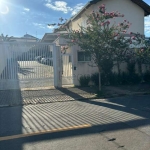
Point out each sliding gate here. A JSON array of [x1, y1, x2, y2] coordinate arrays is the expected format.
[[0, 42, 60, 90]]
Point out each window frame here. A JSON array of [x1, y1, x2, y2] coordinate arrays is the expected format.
[[77, 51, 91, 62]]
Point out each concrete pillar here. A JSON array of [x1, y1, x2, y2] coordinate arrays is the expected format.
[[53, 44, 62, 88]]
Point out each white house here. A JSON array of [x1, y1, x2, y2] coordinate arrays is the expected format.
[[42, 0, 150, 86]]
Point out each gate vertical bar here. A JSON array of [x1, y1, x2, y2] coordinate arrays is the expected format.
[[53, 44, 62, 88]]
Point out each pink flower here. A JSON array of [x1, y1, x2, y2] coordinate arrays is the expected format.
[[130, 32, 133, 34], [107, 20, 110, 24], [131, 36, 135, 39], [101, 4, 105, 8]]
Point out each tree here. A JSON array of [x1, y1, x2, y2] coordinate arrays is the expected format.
[[51, 4, 133, 91], [0, 34, 13, 42], [130, 33, 150, 77]]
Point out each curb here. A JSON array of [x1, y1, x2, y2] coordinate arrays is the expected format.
[[96, 92, 150, 99]]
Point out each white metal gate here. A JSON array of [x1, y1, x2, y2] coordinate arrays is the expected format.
[[0, 42, 59, 90]]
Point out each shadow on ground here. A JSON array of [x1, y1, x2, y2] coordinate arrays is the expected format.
[[0, 60, 150, 150], [19, 68, 34, 75], [0, 60, 22, 150]]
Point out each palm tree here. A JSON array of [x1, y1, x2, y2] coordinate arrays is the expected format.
[[0, 33, 14, 42]]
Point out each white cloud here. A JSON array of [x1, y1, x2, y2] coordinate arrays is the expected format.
[[33, 23, 46, 29], [47, 25, 55, 29], [145, 16, 150, 34], [33, 23, 55, 30], [45, 1, 72, 13], [71, 3, 84, 16], [45, 1, 84, 15], [23, 7, 30, 12], [45, 0, 51, 2]]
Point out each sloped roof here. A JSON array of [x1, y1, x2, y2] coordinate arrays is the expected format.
[[131, 0, 150, 16], [67, 0, 150, 24], [23, 34, 38, 39], [41, 33, 59, 42]]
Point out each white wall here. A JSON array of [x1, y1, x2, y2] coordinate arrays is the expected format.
[[71, 45, 98, 85], [0, 44, 11, 76]]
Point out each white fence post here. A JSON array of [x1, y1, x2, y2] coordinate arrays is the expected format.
[[53, 44, 62, 88]]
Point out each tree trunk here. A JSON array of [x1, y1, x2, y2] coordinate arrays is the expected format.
[[98, 67, 101, 91]]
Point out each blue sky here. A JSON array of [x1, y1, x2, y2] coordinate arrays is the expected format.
[[0, 0, 150, 39]]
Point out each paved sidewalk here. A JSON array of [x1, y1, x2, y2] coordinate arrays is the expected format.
[[0, 87, 97, 107], [104, 85, 150, 97], [0, 85, 150, 107]]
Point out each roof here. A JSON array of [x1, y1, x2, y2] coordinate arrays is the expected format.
[[131, 0, 150, 16], [23, 34, 38, 39], [65, 0, 150, 25], [41, 33, 59, 42]]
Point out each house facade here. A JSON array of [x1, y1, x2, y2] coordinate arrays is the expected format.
[[66, 0, 150, 34], [43, 0, 150, 85]]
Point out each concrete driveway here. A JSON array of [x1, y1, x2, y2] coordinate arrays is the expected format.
[[18, 61, 54, 89]]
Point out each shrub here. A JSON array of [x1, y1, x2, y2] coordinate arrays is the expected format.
[[79, 75, 91, 87], [127, 61, 136, 75], [101, 72, 107, 85], [128, 73, 141, 84], [91, 72, 121, 86], [91, 73, 99, 86], [109, 72, 120, 85], [119, 72, 128, 85], [91, 71, 141, 86], [143, 71, 150, 83]]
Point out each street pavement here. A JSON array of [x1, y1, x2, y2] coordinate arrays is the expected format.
[[0, 95, 150, 150]]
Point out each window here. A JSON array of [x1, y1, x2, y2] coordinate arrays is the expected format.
[[78, 51, 91, 62]]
